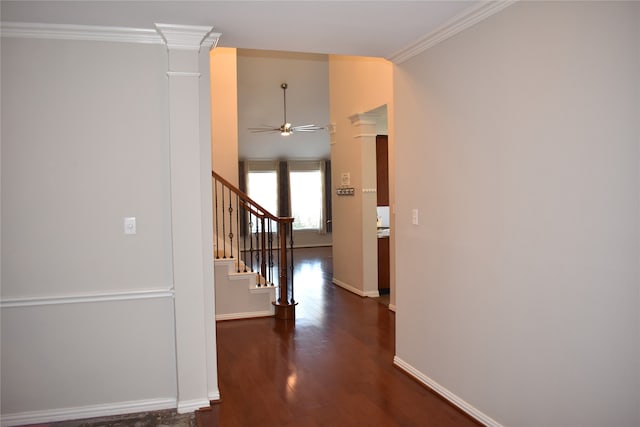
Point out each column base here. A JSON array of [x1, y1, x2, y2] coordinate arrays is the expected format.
[[272, 301, 297, 320]]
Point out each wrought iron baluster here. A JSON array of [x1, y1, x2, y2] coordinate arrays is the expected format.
[[221, 184, 226, 258], [259, 217, 267, 282], [249, 209, 255, 273], [235, 192, 240, 272], [241, 202, 248, 272], [228, 187, 234, 260], [214, 177, 219, 259]]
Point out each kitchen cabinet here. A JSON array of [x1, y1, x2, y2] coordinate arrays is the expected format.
[[376, 135, 389, 206], [378, 236, 390, 292]]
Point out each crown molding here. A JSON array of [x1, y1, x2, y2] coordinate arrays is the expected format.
[[154, 23, 220, 51], [0, 21, 163, 44], [388, 0, 517, 64]]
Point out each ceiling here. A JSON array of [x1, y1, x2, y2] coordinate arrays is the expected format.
[[1, 1, 479, 59]]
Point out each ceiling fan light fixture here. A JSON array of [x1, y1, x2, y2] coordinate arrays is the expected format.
[[248, 83, 324, 136], [280, 123, 292, 136]]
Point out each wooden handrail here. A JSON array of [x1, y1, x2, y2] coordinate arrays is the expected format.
[[212, 171, 291, 223], [212, 170, 296, 319]]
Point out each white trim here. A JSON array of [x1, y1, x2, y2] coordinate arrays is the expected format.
[[215, 310, 274, 321], [154, 23, 217, 51], [332, 278, 366, 297], [0, 22, 163, 45], [208, 389, 221, 401], [0, 288, 174, 308], [393, 356, 503, 427], [353, 133, 378, 139], [176, 398, 210, 414], [332, 278, 381, 298], [388, 0, 517, 64], [388, 303, 397, 312], [249, 285, 277, 294], [0, 398, 176, 427], [167, 71, 201, 78], [349, 115, 377, 128], [203, 32, 222, 50]]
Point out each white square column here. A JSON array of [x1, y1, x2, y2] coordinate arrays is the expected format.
[[155, 23, 221, 413], [349, 113, 380, 297]]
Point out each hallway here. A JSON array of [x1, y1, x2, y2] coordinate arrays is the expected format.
[[199, 247, 480, 426]]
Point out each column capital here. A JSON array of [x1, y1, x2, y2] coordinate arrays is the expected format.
[[348, 113, 378, 139], [348, 112, 378, 128], [155, 23, 220, 51]]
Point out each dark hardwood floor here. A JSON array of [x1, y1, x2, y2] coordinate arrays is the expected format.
[[198, 247, 480, 427]]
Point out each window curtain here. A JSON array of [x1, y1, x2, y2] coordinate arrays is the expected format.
[[238, 160, 248, 236], [278, 160, 290, 218], [325, 160, 332, 233]]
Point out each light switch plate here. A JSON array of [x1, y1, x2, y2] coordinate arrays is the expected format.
[[411, 209, 419, 225], [124, 217, 136, 235]]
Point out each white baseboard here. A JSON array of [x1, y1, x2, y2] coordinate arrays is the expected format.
[[332, 278, 380, 298], [215, 309, 273, 321], [0, 397, 176, 427], [208, 389, 221, 401], [332, 278, 366, 297], [388, 303, 397, 312], [393, 356, 502, 427], [176, 398, 210, 414]]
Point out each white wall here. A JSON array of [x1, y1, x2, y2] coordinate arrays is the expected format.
[[394, 2, 639, 426], [1, 37, 177, 422], [237, 49, 330, 160], [237, 49, 332, 248]]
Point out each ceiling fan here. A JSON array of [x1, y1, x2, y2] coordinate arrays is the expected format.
[[249, 83, 325, 136]]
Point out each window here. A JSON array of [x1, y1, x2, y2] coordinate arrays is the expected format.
[[241, 160, 328, 234], [290, 170, 323, 230], [289, 161, 325, 232], [246, 163, 278, 233], [247, 170, 278, 215]]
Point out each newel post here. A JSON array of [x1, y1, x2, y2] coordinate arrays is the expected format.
[[273, 217, 296, 319]]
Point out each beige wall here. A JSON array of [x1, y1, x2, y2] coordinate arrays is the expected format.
[[210, 47, 239, 185], [394, 2, 640, 426], [328, 55, 393, 297]]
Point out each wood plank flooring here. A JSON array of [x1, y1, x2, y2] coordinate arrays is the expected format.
[[198, 247, 481, 427]]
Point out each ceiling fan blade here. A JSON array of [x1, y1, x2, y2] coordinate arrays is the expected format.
[[293, 124, 319, 128], [249, 83, 325, 135], [291, 124, 325, 132], [249, 127, 280, 133]]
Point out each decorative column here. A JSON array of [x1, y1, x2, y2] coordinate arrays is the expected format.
[[155, 23, 221, 413], [349, 113, 380, 297]]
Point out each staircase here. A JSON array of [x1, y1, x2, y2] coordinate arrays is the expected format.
[[213, 251, 277, 320], [212, 171, 296, 320]]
